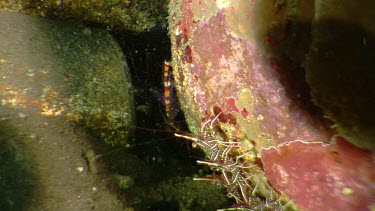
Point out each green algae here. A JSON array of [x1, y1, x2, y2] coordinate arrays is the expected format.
[[40, 20, 134, 146], [112, 174, 135, 190], [0, 119, 34, 210], [1, 0, 169, 32], [0, 10, 133, 146], [124, 176, 229, 211]]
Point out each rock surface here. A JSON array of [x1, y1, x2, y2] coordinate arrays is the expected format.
[[168, 0, 375, 210], [0, 10, 133, 146], [305, 0, 375, 150], [261, 137, 375, 211], [169, 0, 333, 152], [0, 0, 169, 32], [0, 10, 132, 210]]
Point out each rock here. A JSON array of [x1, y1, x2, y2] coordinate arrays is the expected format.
[[168, 0, 327, 209], [0, 10, 134, 146], [305, 0, 375, 150], [0, 10, 132, 210], [0, 0, 169, 32], [168, 0, 375, 209], [0, 123, 34, 210], [169, 0, 333, 152], [261, 137, 375, 211]]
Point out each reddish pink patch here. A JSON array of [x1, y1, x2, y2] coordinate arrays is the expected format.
[[225, 97, 248, 119], [224, 113, 236, 125], [266, 34, 274, 46], [241, 108, 249, 119], [183, 45, 193, 64], [175, 0, 194, 65], [260, 137, 375, 211], [121, 2, 132, 9], [226, 97, 240, 113], [175, 24, 193, 64], [213, 105, 236, 125], [213, 105, 222, 117], [193, 74, 198, 81], [250, 140, 256, 147]]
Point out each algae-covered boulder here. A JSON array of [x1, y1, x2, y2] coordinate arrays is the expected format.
[[0, 10, 133, 146], [305, 0, 375, 150], [0, 0, 169, 32]]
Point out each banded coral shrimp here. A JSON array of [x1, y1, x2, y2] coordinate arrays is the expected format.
[[174, 112, 296, 211]]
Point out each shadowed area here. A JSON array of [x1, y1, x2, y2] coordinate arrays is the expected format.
[[0, 119, 35, 210]]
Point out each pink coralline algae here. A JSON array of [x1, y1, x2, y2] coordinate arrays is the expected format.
[[261, 137, 375, 211]]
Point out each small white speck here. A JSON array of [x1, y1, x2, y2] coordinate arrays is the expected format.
[[29, 133, 37, 139], [18, 113, 27, 118], [76, 167, 84, 173], [26, 72, 35, 77], [277, 131, 285, 139]]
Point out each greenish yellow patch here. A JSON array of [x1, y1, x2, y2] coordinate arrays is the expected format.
[[191, 0, 219, 21], [369, 204, 375, 211], [341, 187, 353, 195], [112, 174, 135, 190], [222, 0, 257, 42], [235, 88, 275, 152], [250, 172, 276, 198]]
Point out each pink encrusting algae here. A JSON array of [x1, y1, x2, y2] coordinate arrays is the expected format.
[[261, 137, 375, 211]]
